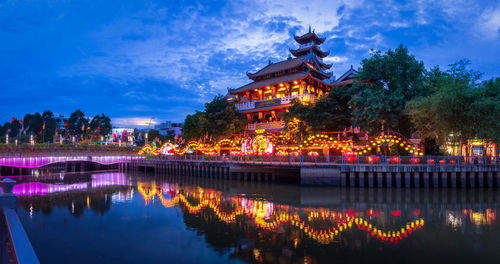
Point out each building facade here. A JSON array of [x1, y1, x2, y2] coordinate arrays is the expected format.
[[154, 121, 183, 136]]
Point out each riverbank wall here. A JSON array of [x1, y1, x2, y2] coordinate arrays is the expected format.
[[127, 159, 500, 188]]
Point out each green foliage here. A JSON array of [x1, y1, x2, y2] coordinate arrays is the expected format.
[[42, 110, 56, 142], [281, 86, 352, 140], [182, 95, 247, 141], [350, 44, 427, 137], [406, 60, 499, 145], [89, 114, 112, 136], [182, 112, 203, 140], [8, 119, 22, 138], [67, 110, 89, 140]]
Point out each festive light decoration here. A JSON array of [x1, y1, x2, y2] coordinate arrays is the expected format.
[[307, 151, 319, 157], [137, 131, 424, 157]]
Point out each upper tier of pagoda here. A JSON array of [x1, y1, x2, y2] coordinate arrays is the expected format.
[[293, 25, 326, 45], [243, 27, 332, 83], [289, 27, 331, 61]]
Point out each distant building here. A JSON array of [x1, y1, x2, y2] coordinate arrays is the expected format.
[[154, 121, 183, 136]]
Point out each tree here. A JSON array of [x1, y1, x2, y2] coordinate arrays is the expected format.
[[182, 95, 247, 141], [8, 119, 22, 138], [406, 60, 500, 157], [469, 78, 500, 142], [42, 110, 56, 142], [67, 110, 89, 140], [282, 86, 353, 136], [182, 112, 202, 141], [89, 114, 112, 137], [350, 44, 427, 137]]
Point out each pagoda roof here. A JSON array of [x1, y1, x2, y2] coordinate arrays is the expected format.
[[294, 31, 326, 45], [290, 45, 330, 58], [246, 58, 303, 80], [331, 79, 355, 87], [336, 67, 358, 82], [230, 72, 331, 94], [302, 50, 332, 70]]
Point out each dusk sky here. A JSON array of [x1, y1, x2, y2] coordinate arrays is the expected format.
[[1, 0, 499, 127]]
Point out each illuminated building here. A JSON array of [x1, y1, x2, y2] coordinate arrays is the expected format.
[[227, 27, 357, 133]]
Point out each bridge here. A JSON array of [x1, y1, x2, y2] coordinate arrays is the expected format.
[[0, 154, 141, 168]]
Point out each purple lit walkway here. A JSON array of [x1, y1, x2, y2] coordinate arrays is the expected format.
[[0, 155, 142, 168]]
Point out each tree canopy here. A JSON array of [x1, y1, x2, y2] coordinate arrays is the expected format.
[[182, 95, 247, 141], [407, 60, 500, 145], [349, 44, 427, 136]]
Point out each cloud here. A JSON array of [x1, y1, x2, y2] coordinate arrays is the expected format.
[[477, 6, 500, 39], [389, 22, 410, 28], [0, 0, 499, 126], [324, 56, 348, 63]]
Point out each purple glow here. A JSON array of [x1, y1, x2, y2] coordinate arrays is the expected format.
[[0, 156, 141, 168], [12, 172, 130, 196]]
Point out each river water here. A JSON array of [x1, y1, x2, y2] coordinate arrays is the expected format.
[[12, 171, 500, 263]]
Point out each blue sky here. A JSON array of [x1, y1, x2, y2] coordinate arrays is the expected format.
[[1, 0, 499, 127]]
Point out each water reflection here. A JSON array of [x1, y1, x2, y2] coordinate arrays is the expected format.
[[13, 173, 500, 264], [137, 182, 426, 244]]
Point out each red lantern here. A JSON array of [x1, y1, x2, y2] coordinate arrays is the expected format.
[[344, 154, 358, 162], [450, 160, 457, 164], [439, 159, 446, 164], [409, 158, 420, 164], [64, 122, 69, 127], [390, 156, 400, 163], [366, 155, 380, 163], [427, 159, 435, 164]]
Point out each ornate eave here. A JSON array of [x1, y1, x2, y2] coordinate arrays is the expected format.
[[289, 45, 330, 58]]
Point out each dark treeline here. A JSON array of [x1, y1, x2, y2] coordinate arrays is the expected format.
[[282, 45, 500, 152], [0, 110, 112, 143]]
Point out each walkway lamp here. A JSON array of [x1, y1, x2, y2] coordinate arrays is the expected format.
[[5, 134, 8, 144], [30, 135, 34, 145]]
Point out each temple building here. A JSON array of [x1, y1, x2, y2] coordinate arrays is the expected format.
[[227, 27, 357, 133]]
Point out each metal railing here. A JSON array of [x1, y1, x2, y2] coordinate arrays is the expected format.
[[0, 180, 39, 264], [137, 154, 500, 166]]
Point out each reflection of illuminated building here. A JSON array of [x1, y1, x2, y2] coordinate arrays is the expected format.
[[136, 182, 425, 245]]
